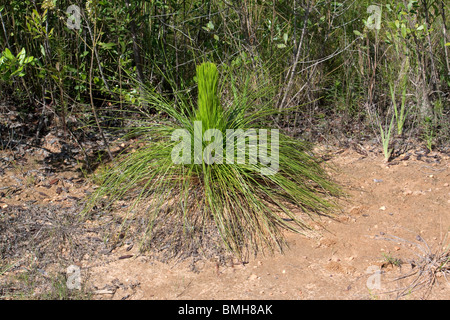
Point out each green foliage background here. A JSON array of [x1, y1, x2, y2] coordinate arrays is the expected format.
[[0, 1, 447, 139]]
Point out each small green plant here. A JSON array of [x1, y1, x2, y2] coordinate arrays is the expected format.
[[379, 114, 395, 162], [382, 252, 403, 267], [390, 82, 408, 136], [85, 62, 341, 257], [423, 116, 435, 152]]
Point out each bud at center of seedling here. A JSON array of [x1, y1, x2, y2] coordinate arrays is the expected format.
[[195, 62, 223, 133]]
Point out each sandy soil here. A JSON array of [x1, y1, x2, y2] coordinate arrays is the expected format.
[[1, 142, 449, 300], [86, 147, 450, 300]]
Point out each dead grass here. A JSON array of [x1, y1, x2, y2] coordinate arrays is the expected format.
[[0, 203, 111, 299], [376, 232, 450, 299]]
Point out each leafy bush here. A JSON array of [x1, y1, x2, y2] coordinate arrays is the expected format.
[[0, 48, 34, 83]]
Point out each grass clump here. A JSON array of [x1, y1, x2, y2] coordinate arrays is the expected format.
[[85, 62, 341, 258]]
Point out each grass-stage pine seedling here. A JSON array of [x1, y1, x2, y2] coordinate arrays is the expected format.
[[85, 62, 341, 257]]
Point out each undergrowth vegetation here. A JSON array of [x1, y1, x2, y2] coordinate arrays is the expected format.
[[0, 1, 448, 146]]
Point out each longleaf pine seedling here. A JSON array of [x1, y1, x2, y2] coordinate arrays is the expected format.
[[85, 62, 341, 257]]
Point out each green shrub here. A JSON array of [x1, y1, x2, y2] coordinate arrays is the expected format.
[[85, 62, 341, 257]]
